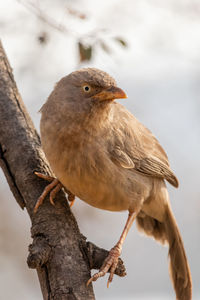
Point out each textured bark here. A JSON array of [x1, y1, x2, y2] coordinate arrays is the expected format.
[[0, 41, 126, 300]]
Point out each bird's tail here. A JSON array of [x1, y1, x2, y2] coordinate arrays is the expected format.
[[136, 205, 192, 300]]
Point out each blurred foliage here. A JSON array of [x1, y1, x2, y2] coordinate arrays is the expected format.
[[38, 32, 49, 45], [67, 7, 87, 20], [114, 37, 128, 47], [78, 42, 92, 63], [77, 37, 127, 62], [18, 0, 128, 63]]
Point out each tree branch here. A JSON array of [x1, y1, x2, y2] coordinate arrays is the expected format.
[[0, 40, 126, 300]]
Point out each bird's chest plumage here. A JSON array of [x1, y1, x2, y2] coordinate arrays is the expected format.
[[41, 120, 131, 211]]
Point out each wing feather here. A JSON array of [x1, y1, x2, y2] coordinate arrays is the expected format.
[[108, 103, 179, 188]]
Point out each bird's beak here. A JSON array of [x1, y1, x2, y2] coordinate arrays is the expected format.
[[93, 86, 127, 101]]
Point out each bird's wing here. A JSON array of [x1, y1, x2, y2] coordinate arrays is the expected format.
[[110, 146, 135, 169], [108, 103, 179, 188]]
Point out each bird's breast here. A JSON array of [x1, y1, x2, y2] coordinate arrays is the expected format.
[[42, 129, 130, 211]]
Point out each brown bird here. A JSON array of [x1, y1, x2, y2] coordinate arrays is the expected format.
[[35, 68, 192, 300]]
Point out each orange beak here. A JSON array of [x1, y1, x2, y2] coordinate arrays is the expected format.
[[92, 86, 127, 101]]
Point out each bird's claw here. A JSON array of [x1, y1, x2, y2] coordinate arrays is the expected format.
[[34, 172, 75, 212], [34, 172, 54, 182], [87, 245, 121, 287]]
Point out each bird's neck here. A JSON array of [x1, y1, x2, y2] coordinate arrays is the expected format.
[[62, 101, 113, 135], [84, 101, 113, 129], [41, 101, 113, 146]]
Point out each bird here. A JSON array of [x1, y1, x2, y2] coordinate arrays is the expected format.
[[35, 68, 192, 300]]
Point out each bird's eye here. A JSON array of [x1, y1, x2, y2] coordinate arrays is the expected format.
[[83, 85, 91, 93]]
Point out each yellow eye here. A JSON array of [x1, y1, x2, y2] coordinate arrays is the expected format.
[[82, 85, 91, 93]]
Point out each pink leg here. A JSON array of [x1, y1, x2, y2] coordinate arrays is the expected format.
[[87, 210, 139, 287]]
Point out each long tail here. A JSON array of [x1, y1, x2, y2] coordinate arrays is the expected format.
[[136, 205, 192, 300]]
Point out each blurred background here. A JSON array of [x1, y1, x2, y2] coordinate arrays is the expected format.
[[0, 0, 199, 299]]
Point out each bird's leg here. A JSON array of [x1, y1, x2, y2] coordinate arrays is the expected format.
[[87, 210, 139, 287], [34, 172, 75, 213]]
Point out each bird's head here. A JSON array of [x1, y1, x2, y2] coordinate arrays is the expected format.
[[42, 68, 127, 113], [64, 68, 127, 103]]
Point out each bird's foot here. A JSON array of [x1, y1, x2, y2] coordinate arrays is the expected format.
[[34, 172, 75, 213], [87, 244, 121, 288]]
